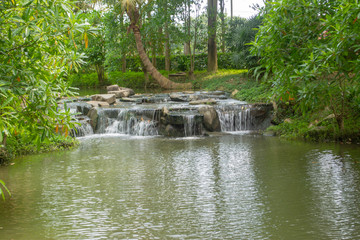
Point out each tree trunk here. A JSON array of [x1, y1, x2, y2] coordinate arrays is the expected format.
[[164, 26, 171, 71], [127, 7, 191, 89], [132, 25, 191, 89], [230, 0, 233, 21], [95, 64, 105, 86], [208, 0, 218, 72], [121, 56, 126, 73], [219, 0, 225, 53], [164, 3, 171, 71]]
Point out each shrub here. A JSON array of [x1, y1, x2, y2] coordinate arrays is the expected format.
[[68, 72, 100, 87]]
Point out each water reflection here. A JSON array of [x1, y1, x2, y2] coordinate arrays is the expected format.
[[0, 135, 359, 239]]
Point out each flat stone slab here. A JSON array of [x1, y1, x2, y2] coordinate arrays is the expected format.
[[91, 94, 116, 105], [109, 90, 132, 98], [86, 101, 110, 107], [120, 97, 141, 103], [189, 99, 217, 105]]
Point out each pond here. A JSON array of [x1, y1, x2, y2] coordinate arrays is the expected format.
[[1, 134, 360, 239]]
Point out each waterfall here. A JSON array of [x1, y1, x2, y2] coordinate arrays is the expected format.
[[72, 119, 94, 137], [183, 114, 203, 137], [216, 105, 252, 132], [66, 91, 272, 138], [97, 109, 159, 136]]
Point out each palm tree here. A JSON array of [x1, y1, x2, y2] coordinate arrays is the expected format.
[[120, 0, 191, 89]]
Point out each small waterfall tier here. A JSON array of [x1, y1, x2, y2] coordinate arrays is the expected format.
[[62, 91, 273, 138]]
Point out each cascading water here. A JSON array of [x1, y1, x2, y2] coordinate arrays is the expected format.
[[216, 105, 252, 132], [64, 91, 272, 138], [97, 108, 159, 136], [183, 114, 203, 137], [73, 119, 94, 137]]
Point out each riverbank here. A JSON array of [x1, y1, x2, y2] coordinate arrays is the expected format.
[[73, 69, 360, 143], [192, 70, 360, 144], [0, 136, 78, 165]]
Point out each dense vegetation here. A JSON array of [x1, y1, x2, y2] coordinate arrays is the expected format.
[[251, 0, 360, 142]]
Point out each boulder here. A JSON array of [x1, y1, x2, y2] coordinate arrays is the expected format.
[[198, 106, 221, 132], [231, 89, 239, 97], [107, 85, 120, 92], [119, 87, 135, 96], [87, 107, 99, 131], [91, 94, 116, 105], [86, 101, 110, 107], [108, 90, 131, 98], [170, 93, 189, 102], [189, 99, 217, 105]]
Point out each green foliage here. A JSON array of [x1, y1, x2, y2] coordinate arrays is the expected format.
[[251, 0, 360, 131], [227, 16, 262, 69], [68, 72, 101, 87], [233, 81, 270, 103], [0, 179, 11, 201], [107, 71, 147, 89], [193, 69, 248, 90], [107, 53, 237, 72], [0, 0, 85, 151]]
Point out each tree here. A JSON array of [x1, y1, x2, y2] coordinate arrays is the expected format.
[[218, 0, 225, 53], [251, 0, 360, 132], [116, 0, 191, 89], [0, 0, 85, 149], [207, 0, 218, 72], [79, 10, 106, 85], [227, 16, 262, 69]]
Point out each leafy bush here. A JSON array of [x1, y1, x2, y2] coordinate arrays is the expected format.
[[107, 71, 146, 88], [106, 53, 237, 72], [68, 72, 100, 87]]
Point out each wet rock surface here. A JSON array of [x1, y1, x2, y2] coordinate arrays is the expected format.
[[63, 89, 274, 137]]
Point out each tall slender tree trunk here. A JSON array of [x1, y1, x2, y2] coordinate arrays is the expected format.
[[208, 0, 218, 72], [127, 7, 191, 89], [230, 0, 233, 21], [95, 64, 105, 86], [164, 2, 171, 71], [164, 24, 171, 71], [121, 56, 126, 73], [219, 0, 225, 53]]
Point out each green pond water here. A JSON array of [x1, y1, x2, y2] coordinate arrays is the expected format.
[[1, 134, 360, 239]]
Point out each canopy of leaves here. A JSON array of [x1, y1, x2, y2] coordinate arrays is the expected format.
[[251, 0, 360, 125], [0, 0, 86, 147]]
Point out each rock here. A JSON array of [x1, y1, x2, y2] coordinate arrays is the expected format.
[[198, 106, 221, 132], [120, 97, 140, 103], [87, 107, 99, 131], [189, 94, 201, 101], [119, 87, 135, 96], [162, 106, 169, 116], [163, 124, 183, 137], [86, 101, 110, 107], [189, 99, 217, 105], [284, 118, 292, 123], [109, 90, 131, 98], [231, 89, 239, 97], [170, 93, 188, 102], [107, 85, 120, 92], [91, 94, 116, 105], [76, 102, 92, 115]]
